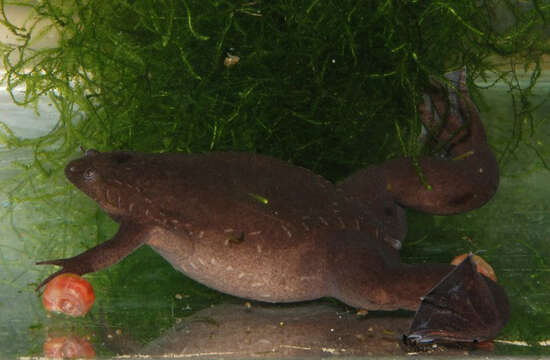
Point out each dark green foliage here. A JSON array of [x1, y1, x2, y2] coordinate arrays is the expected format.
[[1, 0, 547, 177]]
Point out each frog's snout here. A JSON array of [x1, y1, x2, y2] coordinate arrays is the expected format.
[[65, 161, 78, 178], [64, 159, 85, 186]]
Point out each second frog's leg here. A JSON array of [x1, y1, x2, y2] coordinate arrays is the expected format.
[[381, 69, 499, 215]]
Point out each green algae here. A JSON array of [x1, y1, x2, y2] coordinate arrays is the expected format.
[[1, 0, 547, 173], [0, 0, 549, 354]]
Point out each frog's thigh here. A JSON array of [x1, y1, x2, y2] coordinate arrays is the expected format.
[[146, 227, 195, 270]]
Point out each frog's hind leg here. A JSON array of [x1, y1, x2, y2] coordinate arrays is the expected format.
[[382, 69, 499, 215]]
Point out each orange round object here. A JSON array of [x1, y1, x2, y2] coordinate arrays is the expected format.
[[43, 336, 96, 358], [42, 273, 95, 317], [451, 253, 497, 282]]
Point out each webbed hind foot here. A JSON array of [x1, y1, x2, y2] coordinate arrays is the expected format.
[[419, 69, 485, 158]]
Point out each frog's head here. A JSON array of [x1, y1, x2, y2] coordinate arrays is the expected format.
[[65, 149, 134, 215]]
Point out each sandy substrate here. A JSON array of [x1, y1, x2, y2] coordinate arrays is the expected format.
[[130, 302, 489, 358]]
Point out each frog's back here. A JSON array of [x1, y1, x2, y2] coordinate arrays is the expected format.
[[111, 151, 378, 237]]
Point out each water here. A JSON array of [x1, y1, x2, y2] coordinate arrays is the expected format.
[[0, 79, 549, 358]]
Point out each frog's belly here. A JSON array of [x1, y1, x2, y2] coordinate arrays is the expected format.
[[146, 228, 329, 303]]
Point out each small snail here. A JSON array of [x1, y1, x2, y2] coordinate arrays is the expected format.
[[43, 336, 95, 358], [224, 53, 240, 68], [451, 253, 497, 282], [42, 273, 95, 317]]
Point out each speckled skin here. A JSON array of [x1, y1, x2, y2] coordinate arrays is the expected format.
[[37, 70, 501, 311]]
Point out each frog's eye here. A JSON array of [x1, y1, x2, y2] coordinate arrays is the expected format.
[[83, 168, 97, 182]]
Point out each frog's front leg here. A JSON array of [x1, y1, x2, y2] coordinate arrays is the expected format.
[[36, 222, 150, 290]]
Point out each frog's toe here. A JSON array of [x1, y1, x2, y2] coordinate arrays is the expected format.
[[36, 258, 86, 291], [35, 269, 67, 292], [418, 69, 472, 153], [36, 259, 66, 267]]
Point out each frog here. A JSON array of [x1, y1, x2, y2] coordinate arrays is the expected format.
[[37, 70, 508, 339]]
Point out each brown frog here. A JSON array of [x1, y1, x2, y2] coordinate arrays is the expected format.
[[37, 70, 508, 341]]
